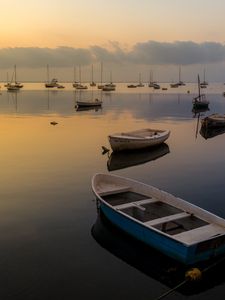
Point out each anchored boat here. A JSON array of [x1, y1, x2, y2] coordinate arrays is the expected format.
[[108, 128, 170, 152], [92, 173, 225, 265]]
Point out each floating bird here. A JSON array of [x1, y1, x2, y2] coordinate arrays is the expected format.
[[102, 146, 110, 155]]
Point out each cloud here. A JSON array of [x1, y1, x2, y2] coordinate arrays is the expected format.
[[127, 41, 225, 65], [0, 41, 225, 68], [0, 47, 93, 68]]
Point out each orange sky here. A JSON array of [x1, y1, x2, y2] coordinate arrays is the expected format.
[[1, 0, 225, 48]]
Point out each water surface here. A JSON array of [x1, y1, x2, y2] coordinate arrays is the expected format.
[[0, 86, 225, 299]]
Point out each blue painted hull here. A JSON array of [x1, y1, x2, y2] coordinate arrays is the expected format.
[[100, 203, 225, 265]]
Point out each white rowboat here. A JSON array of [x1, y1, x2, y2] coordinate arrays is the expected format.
[[108, 128, 170, 152]]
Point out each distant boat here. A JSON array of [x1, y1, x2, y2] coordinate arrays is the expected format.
[[7, 84, 20, 91], [170, 83, 179, 88], [108, 128, 170, 152], [45, 65, 64, 88], [201, 114, 225, 128], [97, 62, 104, 89], [90, 64, 96, 87], [102, 83, 115, 91], [76, 98, 102, 108], [92, 173, 225, 264], [127, 84, 137, 88], [192, 75, 209, 109], [14, 65, 23, 88], [72, 66, 80, 88], [102, 71, 116, 91], [178, 66, 185, 86], [75, 84, 88, 90], [75, 66, 88, 90], [200, 68, 208, 87], [170, 66, 185, 87], [76, 105, 102, 112], [7, 65, 23, 91], [107, 143, 170, 171], [136, 73, 144, 87], [148, 70, 160, 89]]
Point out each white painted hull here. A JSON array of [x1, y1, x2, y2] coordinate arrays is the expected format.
[[108, 128, 170, 152]]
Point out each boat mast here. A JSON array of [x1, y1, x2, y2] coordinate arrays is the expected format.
[[91, 64, 94, 82], [46, 64, 50, 83], [79, 65, 81, 84], [100, 62, 103, 85], [73, 66, 76, 82], [198, 74, 201, 98], [14, 65, 16, 83]]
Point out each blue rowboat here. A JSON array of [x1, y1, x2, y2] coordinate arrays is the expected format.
[[92, 173, 225, 265]]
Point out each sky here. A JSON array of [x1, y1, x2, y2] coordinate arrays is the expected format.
[[1, 0, 225, 82]]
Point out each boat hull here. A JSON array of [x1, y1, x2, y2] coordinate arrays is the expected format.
[[98, 198, 225, 265], [100, 203, 192, 264], [202, 115, 225, 128], [108, 130, 170, 152], [76, 100, 102, 107]]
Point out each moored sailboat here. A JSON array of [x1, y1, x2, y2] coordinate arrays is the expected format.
[[192, 75, 209, 109]]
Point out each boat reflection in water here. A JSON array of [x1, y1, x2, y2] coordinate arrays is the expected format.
[[200, 125, 225, 139], [92, 211, 225, 296], [107, 143, 169, 171], [192, 107, 209, 118]]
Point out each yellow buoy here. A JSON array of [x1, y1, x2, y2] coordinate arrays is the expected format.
[[185, 268, 202, 281]]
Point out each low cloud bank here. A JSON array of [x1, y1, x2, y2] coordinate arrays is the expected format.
[[0, 41, 225, 68]]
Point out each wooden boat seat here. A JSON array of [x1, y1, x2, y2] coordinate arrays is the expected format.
[[121, 132, 154, 138], [173, 224, 225, 245], [98, 186, 130, 196], [144, 212, 190, 227], [115, 198, 157, 210]]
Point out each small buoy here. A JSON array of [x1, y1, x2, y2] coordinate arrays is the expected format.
[[50, 121, 58, 125], [185, 268, 202, 281]]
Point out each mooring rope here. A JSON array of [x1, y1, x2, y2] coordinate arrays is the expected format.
[[153, 255, 225, 300]]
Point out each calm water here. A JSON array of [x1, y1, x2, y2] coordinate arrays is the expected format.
[[0, 84, 225, 299]]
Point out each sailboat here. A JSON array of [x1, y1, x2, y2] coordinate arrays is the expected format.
[[136, 73, 144, 87], [192, 74, 209, 109], [178, 66, 185, 86], [148, 70, 160, 89], [170, 66, 185, 87], [7, 65, 23, 91], [75, 65, 88, 90], [90, 64, 96, 87], [45, 64, 64, 88], [72, 66, 79, 88], [102, 71, 116, 91], [97, 62, 104, 89], [200, 68, 208, 88], [45, 64, 58, 88]]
